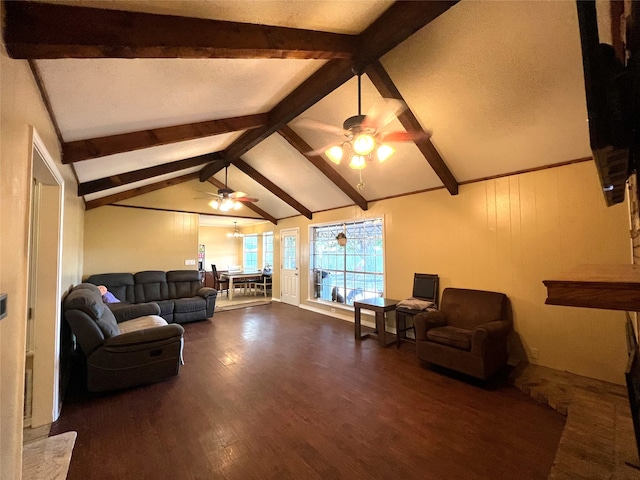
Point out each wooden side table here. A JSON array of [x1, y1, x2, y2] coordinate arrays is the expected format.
[[354, 297, 399, 347]]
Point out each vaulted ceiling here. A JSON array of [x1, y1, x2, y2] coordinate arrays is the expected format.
[[3, 0, 593, 226]]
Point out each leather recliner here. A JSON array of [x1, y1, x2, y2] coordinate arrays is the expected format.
[[63, 283, 184, 392], [413, 287, 512, 380]]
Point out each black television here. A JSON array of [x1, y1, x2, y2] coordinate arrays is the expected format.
[[576, 0, 639, 206]]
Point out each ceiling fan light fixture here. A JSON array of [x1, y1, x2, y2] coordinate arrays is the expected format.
[[233, 201, 243, 210], [349, 155, 367, 170], [209, 199, 220, 209], [353, 133, 375, 156], [376, 144, 395, 163], [325, 145, 344, 164]]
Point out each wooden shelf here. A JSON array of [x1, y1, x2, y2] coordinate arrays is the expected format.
[[543, 264, 640, 311]]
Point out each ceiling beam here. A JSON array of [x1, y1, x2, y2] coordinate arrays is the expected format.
[[63, 114, 267, 164], [200, 59, 355, 180], [277, 126, 368, 211], [356, 1, 458, 67], [84, 172, 199, 210], [3, 1, 355, 60], [232, 158, 313, 220], [202, 1, 459, 180], [78, 152, 223, 196], [206, 178, 277, 225], [365, 60, 459, 195]]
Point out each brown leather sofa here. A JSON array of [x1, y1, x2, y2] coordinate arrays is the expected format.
[[413, 287, 512, 380]]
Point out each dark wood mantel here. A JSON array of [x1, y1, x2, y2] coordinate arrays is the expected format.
[[543, 264, 640, 312]]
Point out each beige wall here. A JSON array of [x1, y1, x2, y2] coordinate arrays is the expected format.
[[83, 206, 200, 277], [0, 42, 84, 478], [198, 225, 242, 271], [273, 161, 630, 385]]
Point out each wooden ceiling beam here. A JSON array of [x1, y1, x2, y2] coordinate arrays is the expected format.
[[84, 172, 199, 210], [202, 1, 459, 181], [3, 1, 355, 60], [206, 178, 277, 225], [63, 114, 267, 164], [78, 152, 223, 196], [365, 60, 459, 195], [277, 126, 368, 211], [232, 158, 313, 220], [200, 59, 355, 180]]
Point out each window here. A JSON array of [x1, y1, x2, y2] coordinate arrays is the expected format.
[[262, 232, 273, 269], [310, 218, 384, 306], [243, 235, 258, 271]]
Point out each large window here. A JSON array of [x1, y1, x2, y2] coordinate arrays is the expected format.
[[243, 235, 258, 271], [262, 232, 273, 269], [310, 218, 384, 306]]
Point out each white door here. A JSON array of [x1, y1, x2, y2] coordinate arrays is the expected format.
[[280, 228, 300, 306]]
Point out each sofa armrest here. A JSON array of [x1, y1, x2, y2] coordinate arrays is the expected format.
[[471, 320, 511, 356], [108, 302, 161, 323], [413, 310, 447, 341], [197, 287, 217, 299], [103, 324, 184, 352]]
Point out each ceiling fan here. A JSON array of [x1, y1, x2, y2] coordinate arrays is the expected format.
[[201, 165, 258, 212], [298, 73, 428, 172]]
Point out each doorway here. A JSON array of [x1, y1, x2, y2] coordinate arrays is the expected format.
[[280, 228, 300, 306], [26, 127, 64, 428]]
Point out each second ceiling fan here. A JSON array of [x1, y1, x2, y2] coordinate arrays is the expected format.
[[205, 165, 258, 212]]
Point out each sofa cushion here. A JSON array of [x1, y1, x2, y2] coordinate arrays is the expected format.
[[134, 271, 169, 302], [64, 284, 105, 320], [118, 315, 168, 334], [86, 273, 136, 303], [167, 270, 201, 298], [426, 326, 473, 351], [64, 285, 120, 338], [173, 297, 206, 313], [439, 288, 506, 330]]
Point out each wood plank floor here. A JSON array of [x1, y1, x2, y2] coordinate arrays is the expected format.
[[51, 303, 565, 480]]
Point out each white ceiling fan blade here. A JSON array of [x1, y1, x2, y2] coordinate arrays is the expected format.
[[378, 129, 432, 143], [296, 118, 350, 136], [362, 99, 407, 131]]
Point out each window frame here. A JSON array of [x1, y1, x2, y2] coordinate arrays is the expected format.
[[242, 234, 259, 271], [309, 217, 385, 306], [262, 232, 274, 269]]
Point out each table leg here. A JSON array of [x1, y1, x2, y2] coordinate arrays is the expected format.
[[229, 278, 234, 300], [376, 311, 386, 347], [354, 305, 362, 340]]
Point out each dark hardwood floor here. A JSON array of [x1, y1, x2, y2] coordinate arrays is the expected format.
[[51, 303, 565, 480]]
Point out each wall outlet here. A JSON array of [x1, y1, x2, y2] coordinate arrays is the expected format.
[[184, 259, 196, 266], [530, 348, 539, 360]]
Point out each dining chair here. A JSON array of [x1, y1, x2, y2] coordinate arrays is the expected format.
[[212, 264, 229, 296], [254, 274, 272, 297]]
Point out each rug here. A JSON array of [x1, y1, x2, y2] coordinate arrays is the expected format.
[[23, 431, 76, 480]]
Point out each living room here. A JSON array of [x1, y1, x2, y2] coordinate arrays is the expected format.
[[2, 1, 638, 479]]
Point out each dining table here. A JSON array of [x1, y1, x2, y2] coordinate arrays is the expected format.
[[220, 271, 263, 300]]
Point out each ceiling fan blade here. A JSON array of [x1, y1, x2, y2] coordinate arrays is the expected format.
[[236, 197, 259, 203], [229, 191, 248, 199], [378, 130, 431, 143], [306, 140, 343, 157], [296, 118, 350, 136], [362, 99, 407, 131]]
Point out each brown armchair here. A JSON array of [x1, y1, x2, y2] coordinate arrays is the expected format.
[[413, 287, 512, 380]]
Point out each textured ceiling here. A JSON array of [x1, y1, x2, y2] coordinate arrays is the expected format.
[[6, 0, 595, 228]]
